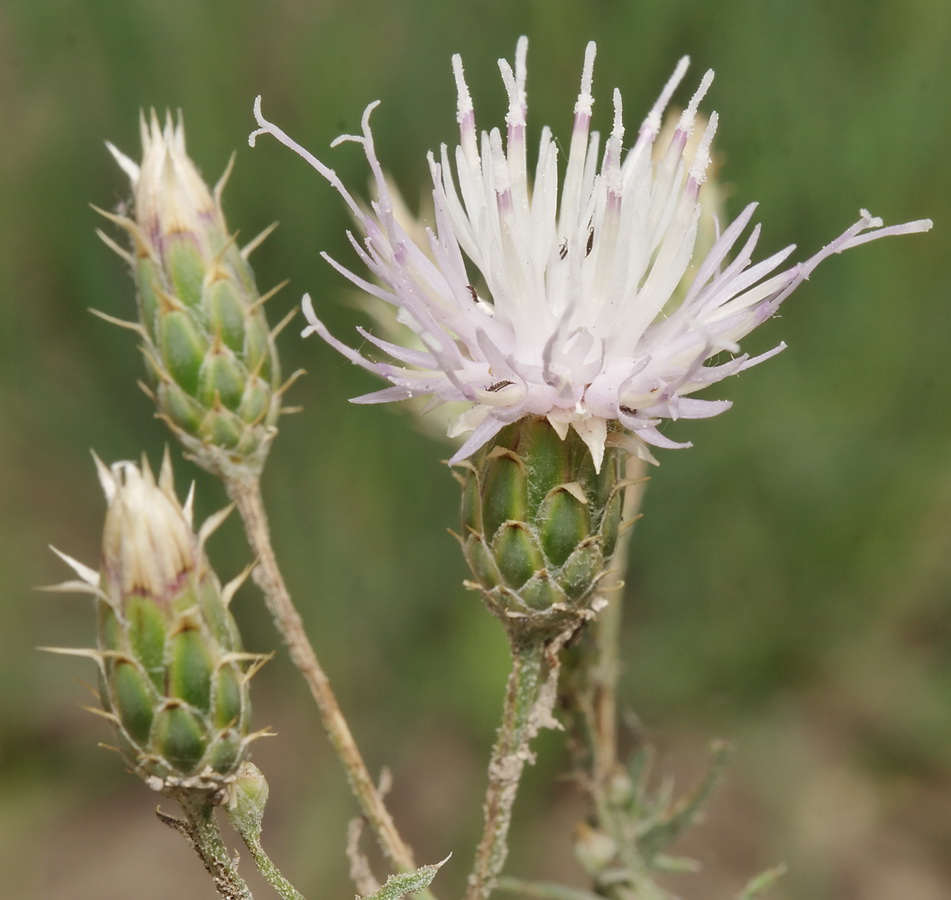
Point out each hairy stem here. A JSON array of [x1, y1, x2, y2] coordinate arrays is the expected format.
[[466, 638, 556, 900], [233, 820, 305, 900], [225, 472, 419, 880], [158, 794, 254, 900]]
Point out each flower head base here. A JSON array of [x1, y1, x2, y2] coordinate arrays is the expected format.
[[250, 38, 932, 472], [458, 416, 628, 639]]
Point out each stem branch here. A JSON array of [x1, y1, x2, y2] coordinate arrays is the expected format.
[[158, 795, 254, 900], [234, 819, 305, 900]]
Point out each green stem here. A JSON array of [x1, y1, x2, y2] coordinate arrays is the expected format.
[[224, 471, 422, 886], [235, 822, 305, 900], [159, 795, 254, 900], [466, 639, 551, 900]]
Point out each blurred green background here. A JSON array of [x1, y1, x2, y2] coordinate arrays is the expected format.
[[1, 0, 948, 897]]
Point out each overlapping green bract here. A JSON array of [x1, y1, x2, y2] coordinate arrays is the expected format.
[[458, 417, 627, 641], [134, 216, 280, 470], [101, 113, 283, 478], [96, 556, 254, 790], [92, 457, 262, 793]]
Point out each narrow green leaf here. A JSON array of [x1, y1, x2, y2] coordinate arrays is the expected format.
[[360, 858, 447, 900], [736, 864, 787, 900]]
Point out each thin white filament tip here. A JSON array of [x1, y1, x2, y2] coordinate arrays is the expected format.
[[612, 88, 624, 141], [452, 54, 473, 123], [249, 95, 267, 147], [247, 96, 367, 221], [514, 36, 528, 96], [300, 293, 319, 337], [690, 111, 718, 183], [839, 213, 932, 248], [330, 101, 381, 148], [500, 60, 522, 126], [645, 56, 690, 134], [575, 41, 597, 116], [680, 69, 715, 134]]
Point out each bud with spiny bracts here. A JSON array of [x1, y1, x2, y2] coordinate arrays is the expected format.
[[457, 416, 631, 641], [47, 453, 268, 796], [96, 112, 295, 479]]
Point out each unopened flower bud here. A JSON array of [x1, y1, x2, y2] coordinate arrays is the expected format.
[[99, 112, 288, 479], [226, 761, 270, 837], [53, 453, 266, 795]]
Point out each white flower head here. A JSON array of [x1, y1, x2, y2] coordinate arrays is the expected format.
[[250, 38, 932, 471]]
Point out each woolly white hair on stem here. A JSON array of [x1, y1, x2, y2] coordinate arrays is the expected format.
[[249, 37, 932, 471]]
